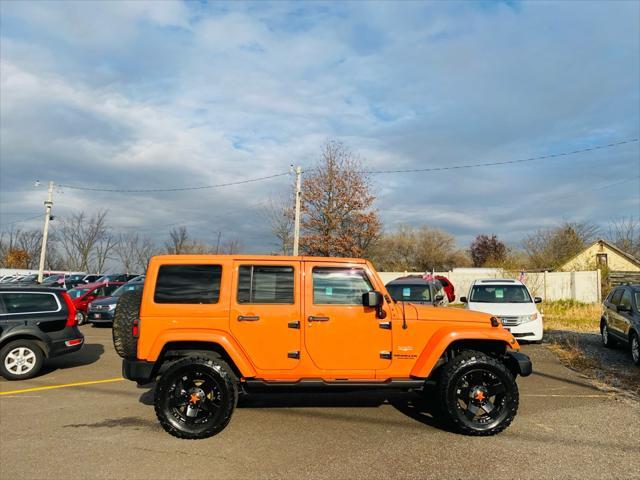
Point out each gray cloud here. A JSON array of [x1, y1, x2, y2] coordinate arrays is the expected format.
[[1, 1, 638, 262]]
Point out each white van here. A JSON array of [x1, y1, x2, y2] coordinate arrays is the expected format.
[[461, 279, 543, 342]]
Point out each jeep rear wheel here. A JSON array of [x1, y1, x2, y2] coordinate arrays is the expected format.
[[112, 290, 142, 359], [154, 356, 238, 439], [438, 350, 518, 436]]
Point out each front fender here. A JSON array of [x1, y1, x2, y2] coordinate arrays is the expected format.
[[145, 329, 257, 378], [410, 327, 517, 378]]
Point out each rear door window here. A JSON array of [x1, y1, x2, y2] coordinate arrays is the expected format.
[[154, 265, 222, 304], [237, 266, 294, 304], [0, 292, 60, 314]]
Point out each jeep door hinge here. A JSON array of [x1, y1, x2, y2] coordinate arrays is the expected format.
[[288, 321, 300, 329], [379, 351, 392, 360], [288, 351, 300, 359], [379, 321, 392, 330]]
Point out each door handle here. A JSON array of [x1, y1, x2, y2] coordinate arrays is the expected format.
[[308, 316, 330, 322], [237, 315, 260, 322]]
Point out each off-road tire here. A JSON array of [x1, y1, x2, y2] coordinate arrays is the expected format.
[[601, 320, 617, 349], [0, 340, 45, 381], [154, 356, 238, 439], [112, 290, 142, 359], [630, 331, 640, 366], [437, 350, 518, 436]]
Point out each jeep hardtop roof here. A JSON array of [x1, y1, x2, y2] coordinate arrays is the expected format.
[[150, 254, 368, 264]]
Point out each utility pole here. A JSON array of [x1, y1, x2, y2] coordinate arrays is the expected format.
[[292, 166, 302, 256], [37, 181, 54, 283]]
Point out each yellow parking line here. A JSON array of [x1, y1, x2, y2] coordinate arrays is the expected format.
[[0, 377, 124, 396]]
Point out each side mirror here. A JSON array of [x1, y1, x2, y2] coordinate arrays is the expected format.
[[363, 291, 383, 308], [617, 304, 631, 312], [460, 296, 468, 303], [434, 294, 444, 303], [534, 297, 542, 304], [363, 291, 386, 319]]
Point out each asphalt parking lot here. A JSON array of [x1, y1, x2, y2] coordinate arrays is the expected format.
[[1, 326, 639, 480]]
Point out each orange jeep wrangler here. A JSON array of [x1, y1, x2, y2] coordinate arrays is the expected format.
[[113, 255, 531, 439]]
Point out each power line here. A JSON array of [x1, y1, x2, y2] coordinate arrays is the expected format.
[[360, 138, 639, 174], [57, 171, 291, 193], [0, 213, 42, 228]]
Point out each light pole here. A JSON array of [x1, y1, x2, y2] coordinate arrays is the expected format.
[[292, 166, 302, 256], [37, 181, 54, 283]]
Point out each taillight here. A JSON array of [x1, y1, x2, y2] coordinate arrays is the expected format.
[[132, 318, 140, 338], [61, 292, 78, 327]]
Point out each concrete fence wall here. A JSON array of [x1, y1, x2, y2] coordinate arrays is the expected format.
[[378, 270, 601, 303]]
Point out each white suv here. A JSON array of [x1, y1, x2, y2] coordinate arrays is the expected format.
[[461, 279, 543, 342]]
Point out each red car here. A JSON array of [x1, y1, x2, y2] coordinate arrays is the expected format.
[[435, 275, 456, 302], [67, 282, 125, 325]]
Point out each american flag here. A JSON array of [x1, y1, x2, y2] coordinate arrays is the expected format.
[[518, 271, 526, 282], [423, 272, 434, 282]]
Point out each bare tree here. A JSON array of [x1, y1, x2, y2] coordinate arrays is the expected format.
[[523, 221, 599, 269], [263, 195, 294, 255], [134, 235, 156, 271], [0, 228, 47, 269], [607, 216, 640, 257], [221, 237, 243, 254], [165, 226, 190, 254], [300, 141, 381, 257], [368, 224, 470, 271], [57, 210, 113, 272], [114, 232, 140, 273]]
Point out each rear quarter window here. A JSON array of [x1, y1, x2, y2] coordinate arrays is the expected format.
[[154, 265, 222, 304], [0, 292, 60, 314]]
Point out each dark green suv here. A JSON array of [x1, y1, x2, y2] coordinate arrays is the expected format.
[[601, 284, 640, 366]]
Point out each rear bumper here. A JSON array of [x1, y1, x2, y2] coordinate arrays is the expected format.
[[505, 351, 532, 377], [122, 358, 155, 384], [46, 327, 84, 358]]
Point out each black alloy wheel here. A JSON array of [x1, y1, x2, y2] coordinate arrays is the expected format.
[[154, 357, 237, 439], [438, 350, 518, 436]]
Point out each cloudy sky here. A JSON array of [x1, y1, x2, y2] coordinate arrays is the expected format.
[[1, 0, 639, 254]]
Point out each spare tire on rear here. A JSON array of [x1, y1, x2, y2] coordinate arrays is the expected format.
[[112, 290, 142, 359]]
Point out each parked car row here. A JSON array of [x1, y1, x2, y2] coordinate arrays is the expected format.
[[385, 275, 544, 343], [0, 273, 146, 380], [0, 272, 139, 289]]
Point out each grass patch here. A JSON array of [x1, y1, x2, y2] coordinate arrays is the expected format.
[[546, 335, 600, 370], [541, 300, 600, 332], [546, 332, 640, 398]]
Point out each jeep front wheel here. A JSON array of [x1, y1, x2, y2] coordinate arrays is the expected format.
[[438, 350, 518, 436], [154, 356, 238, 439]]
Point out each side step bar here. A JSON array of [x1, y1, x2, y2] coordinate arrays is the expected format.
[[242, 378, 425, 391]]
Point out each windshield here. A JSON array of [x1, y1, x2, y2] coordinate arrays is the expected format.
[[67, 288, 89, 299], [112, 282, 143, 297], [42, 275, 62, 283], [387, 284, 432, 303], [66, 275, 85, 282], [470, 285, 532, 303]]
